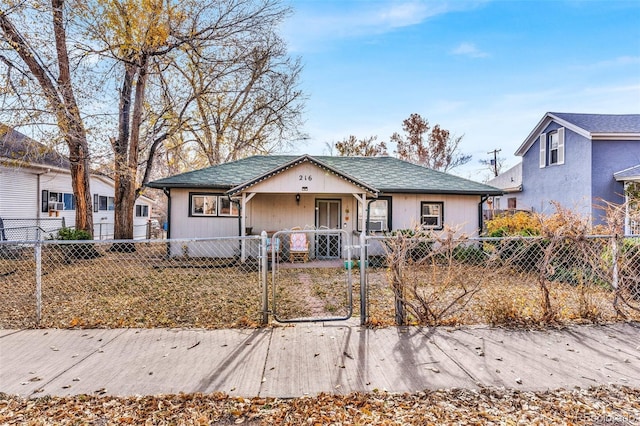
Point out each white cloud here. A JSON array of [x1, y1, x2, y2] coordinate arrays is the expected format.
[[451, 42, 489, 58], [570, 55, 640, 71], [283, 1, 489, 52]]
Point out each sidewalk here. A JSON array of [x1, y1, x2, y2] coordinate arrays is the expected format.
[[1, 322, 639, 398]]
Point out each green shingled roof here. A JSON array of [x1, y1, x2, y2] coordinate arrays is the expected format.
[[147, 155, 502, 196]]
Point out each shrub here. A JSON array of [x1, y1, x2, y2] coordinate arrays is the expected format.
[[57, 227, 92, 241], [55, 227, 100, 260], [486, 211, 540, 237]]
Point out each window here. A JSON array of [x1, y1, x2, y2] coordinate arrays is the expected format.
[[93, 194, 115, 212], [508, 197, 517, 209], [219, 197, 239, 216], [135, 204, 149, 217], [357, 197, 391, 232], [41, 190, 75, 212], [548, 132, 559, 165], [420, 202, 443, 230], [539, 128, 565, 168], [189, 193, 239, 217]]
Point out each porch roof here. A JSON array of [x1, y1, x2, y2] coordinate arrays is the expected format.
[[614, 164, 640, 181], [147, 155, 503, 196]]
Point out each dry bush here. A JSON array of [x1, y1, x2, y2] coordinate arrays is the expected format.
[[382, 227, 499, 326]]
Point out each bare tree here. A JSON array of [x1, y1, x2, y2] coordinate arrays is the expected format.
[[174, 32, 305, 167], [0, 1, 94, 234], [83, 0, 303, 241], [391, 113, 471, 172], [332, 135, 388, 157]]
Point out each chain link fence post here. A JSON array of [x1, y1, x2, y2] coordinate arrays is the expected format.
[[360, 232, 367, 325], [611, 235, 619, 290], [261, 231, 269, 325], [35, 239, 42, 326]]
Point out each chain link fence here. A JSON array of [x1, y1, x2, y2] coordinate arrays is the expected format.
[[0, 217, 66, 241], [1, 232, 639, 329], [0, 237, 263, 329], [364, 234, 640, 326]]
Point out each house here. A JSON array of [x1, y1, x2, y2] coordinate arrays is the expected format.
[[485, 162, 523, 219], [614, 164, 640, 235], [490, 112, 639, 231], [0, 124, 154, 240], [147, 154, 502, 258]]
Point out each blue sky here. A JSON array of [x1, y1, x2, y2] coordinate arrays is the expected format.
[[280, 0, 640, 181]]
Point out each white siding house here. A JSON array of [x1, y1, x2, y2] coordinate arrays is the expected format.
[[148, 155, 503, 258], [1, 125, 154, 240]]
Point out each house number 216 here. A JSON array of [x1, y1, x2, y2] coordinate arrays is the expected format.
[[299, 175, 312, 181]]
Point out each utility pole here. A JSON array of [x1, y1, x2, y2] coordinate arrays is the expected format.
[[487, 149, 501, 177]]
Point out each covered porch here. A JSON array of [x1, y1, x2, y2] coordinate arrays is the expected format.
[[615, 165, 640, 236], [229, 156, 379, 261]]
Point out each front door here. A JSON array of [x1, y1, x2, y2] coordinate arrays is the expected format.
[[315, 199, 341, 258]]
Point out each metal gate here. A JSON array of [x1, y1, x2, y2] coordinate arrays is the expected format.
[[270, 229, 353, 323]]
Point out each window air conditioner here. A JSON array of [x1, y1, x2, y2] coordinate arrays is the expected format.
[[368, 220, 384, 232], [49, 202, 65, 211]]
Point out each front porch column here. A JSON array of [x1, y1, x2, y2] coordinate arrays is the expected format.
[[240, 192, 256, 261], [352, 192, 368, 326]]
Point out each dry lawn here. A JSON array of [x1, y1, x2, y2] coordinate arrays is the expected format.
[[1, 243, 639, 329]]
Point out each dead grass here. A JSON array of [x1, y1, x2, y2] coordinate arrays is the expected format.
[[365, 266, 640, 328], [1, 244, 638, 329]]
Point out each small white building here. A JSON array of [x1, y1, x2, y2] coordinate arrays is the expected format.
[[0, 125, 154, 240]]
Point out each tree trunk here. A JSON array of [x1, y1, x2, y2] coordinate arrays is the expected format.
[[112, 57, 148, 248], [0, 1, 94, 236]]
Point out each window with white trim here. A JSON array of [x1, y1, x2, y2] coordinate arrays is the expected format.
[[420, 202, 443, 230], [93, 194, 115, 212], [189, 193, 239, 217], [219, 197, 240, 216], [357, 197, 392, 232], [539, 127, 565, 167], [549, 132, 559, 165]]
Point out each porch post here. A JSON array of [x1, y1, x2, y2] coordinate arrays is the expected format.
[[353, 193, 368, 325], [624, 182, 630, 235], [240, 193, 256, 262]]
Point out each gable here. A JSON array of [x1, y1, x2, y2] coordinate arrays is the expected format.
[[515, 112, 640, 157], [241, 161, 372, 194]]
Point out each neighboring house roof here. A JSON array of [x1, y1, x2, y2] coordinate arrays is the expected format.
[[614, 164, 640, 181], [515, 112, 640, 156], [486, 162, 522, 193], [147, 154, 503, 196], [0, 124, 70, 169], [1, 124, 155, 204]]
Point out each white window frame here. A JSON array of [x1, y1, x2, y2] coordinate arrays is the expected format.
[[549, 132, 559, 165], [191, 194, 218, 216], [218, 196, 239, 217], [420, 201, 443, 230], [540, 128, 565, 167], [189, 193, 239, 217], [357, 197, 391, 232]]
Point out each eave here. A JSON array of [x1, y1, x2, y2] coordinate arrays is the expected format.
[[226, 154, 379, 197]]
